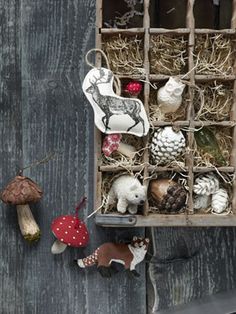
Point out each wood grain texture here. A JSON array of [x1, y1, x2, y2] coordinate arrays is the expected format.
[[0, 0, 146, 313], [149, 227, 236, 313], [0, 1, 23, 313]]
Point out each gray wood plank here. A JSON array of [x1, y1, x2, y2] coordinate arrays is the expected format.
[[20, 0, 93, 313], [0, 1, 23, 313], [148, 227, 236, 313]]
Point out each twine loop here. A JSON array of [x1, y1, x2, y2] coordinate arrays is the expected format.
[[75, 196, 87, 228], [85, 48, 121, 95]]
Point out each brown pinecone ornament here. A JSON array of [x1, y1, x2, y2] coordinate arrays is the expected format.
[[150, 126, 185, 165], [149, 179, 187, 213]]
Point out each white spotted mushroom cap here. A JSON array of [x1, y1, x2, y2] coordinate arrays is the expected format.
[[51, 215, 89, 247]]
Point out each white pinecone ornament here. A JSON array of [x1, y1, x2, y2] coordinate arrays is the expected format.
[[194, 194, 211, 210], [211, 188, 229, 214], [193, 173, 219, 196], [150, 126, 185, 165]]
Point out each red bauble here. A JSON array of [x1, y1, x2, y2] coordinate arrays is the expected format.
[[124, 81, 142, 97]]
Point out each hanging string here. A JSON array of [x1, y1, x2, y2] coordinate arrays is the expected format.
[[85, 48, 121, 95], [74, 196, 87, 228], [85, 48, 110, 70], [19, 151, 62, 175], [20, 152, 93, 220], [86, 195, 108, 219]]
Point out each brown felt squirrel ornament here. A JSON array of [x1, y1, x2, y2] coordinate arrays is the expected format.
[[74, 236, 150, 278]]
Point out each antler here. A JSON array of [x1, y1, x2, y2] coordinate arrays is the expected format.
[[90, 68, 113, 85]]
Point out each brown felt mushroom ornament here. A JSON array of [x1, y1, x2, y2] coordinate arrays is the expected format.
[[1, 174, 43, 242], [102, 134, 136, 159], [51, 197, 89, 254]]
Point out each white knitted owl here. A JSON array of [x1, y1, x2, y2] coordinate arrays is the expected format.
[[157, 77, 186, 114]]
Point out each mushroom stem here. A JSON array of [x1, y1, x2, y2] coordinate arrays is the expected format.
[[16, 204, 41, 242], [117, 142, 136, 159], [51, 240, 67, 254]]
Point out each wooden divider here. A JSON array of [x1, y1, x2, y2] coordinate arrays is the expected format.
[[95, 0, 236, 226]]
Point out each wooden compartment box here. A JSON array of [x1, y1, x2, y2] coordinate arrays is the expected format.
[[94, 0, 236, 226]]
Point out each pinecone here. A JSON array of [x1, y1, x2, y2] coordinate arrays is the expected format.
[[150, 127, 185, 165], [193, 173, 219, 195], [211, 188, 229, 214], [149, 179, 187, 213], [193, 194, 211, 211]]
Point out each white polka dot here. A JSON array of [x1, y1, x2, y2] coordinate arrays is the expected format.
[[60, 238, 64, 241], [79, 242, 82, 245], [63, 217, 66, 220], [71, 221, 74, 223], [73, 236, 76, 239], [65, 231, 68, 234], [77, 231, 79, 233], [79, 226, 82, 229], [68, 243, 71, 246], [60, 222, 63, 225], [68, 226, 71, 228], [83, 236, 85, 239], [85, 232, 87, 234], [57, 228, 60, 231]]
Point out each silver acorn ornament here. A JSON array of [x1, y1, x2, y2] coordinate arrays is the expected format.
[[157, 77, 186, 114], [193, 173, 219, 196], [211, 188, 229, 214], [150, 126, 186, 165]]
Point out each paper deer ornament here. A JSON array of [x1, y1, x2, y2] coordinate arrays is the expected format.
[[82, 67, 149, 137]]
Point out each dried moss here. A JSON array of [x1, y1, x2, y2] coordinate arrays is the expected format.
[[194, 34, 235, 75], [150, 35, 188, 75]]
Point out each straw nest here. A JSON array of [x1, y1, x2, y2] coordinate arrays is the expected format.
[[102, 34, 144, 76], [194, 34, 235, 75], [194, 81, 233, 121], [150, 35, 188, 75], [193, 126, 232, 167]]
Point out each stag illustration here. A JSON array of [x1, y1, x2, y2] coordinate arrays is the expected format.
[[86, 69, 145, 134]]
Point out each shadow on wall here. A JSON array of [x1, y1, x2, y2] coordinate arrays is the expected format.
[[156, 289, 236, 314]]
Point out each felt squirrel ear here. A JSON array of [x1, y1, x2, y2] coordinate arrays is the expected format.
[[133, 236, 138, 241], [145, 238, 150, 243]]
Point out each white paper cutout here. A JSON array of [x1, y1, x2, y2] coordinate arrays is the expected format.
[[82, 67, 150, 137]]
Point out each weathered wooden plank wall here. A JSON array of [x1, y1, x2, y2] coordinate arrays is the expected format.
[[0, 1, 146, 313], [1, 1, 236, 313], [149, 227, 236, 312]]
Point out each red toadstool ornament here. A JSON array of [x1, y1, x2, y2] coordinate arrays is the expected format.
[[102, 134, 136, 159], [51, 197, 89, 254], [124, 81, 142, 98]]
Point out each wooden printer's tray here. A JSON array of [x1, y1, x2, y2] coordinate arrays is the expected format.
[[94, 0, 236, 226]]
